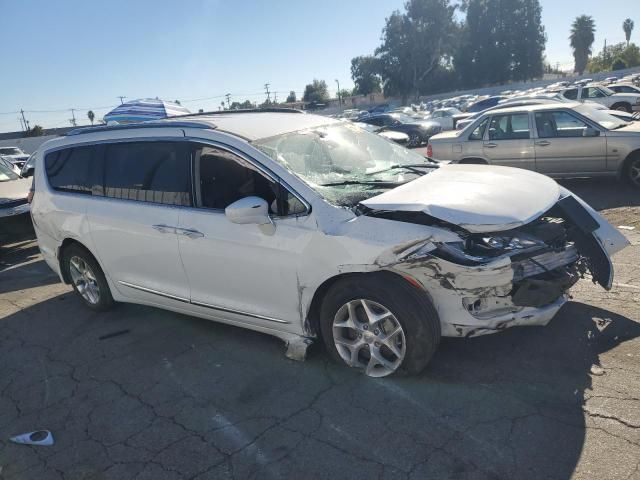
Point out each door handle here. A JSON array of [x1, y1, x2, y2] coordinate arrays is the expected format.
[[483, 143, 497, 148], [178, 228, 205, 239], [535, 140, 551, 146], [152, 224, 177, 234]]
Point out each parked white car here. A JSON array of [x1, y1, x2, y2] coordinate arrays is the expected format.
[[0, 146, 30, 169], [560, 84, 640, 112], [428, 108, 462, 130], [30, 111, 629, 377], [0, 162, 31, 218]]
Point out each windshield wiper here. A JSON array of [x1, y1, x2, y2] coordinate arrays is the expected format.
[[319, 179, 407, 187], [365, 163, 436, 176]]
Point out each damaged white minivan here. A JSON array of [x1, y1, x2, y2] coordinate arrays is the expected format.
[[30, 110, 629, 377]]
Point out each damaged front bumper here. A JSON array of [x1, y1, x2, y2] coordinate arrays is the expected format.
[[385, 194, 629, 338]]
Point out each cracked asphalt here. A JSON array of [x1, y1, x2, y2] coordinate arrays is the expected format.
[[0, 178, 639, 480]]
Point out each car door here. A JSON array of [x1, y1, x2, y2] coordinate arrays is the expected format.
[[481, 112, 536, 170], [86, 136, 192, 306], [176, 142, 315, 329], [532, 110, 607, 175]]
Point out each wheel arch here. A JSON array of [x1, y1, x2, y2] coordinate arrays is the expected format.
[[459, 157, 488, 165], [304, 270, 422, 337], [611, 101, 632, 112], [58, 238, 99, 284]]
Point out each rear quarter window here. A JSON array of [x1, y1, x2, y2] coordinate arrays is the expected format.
[[45, 146, 101, 195]]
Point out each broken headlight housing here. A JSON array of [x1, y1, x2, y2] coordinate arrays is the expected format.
[[434, 234, 547, 265]]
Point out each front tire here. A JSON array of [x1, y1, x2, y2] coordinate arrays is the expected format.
[[407, 132, 421, 148], [613, 102, 632, 113], [63, 244, 115, 311], [319, 273, 441, 377]]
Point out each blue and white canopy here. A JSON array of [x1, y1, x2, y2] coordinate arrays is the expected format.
[[103, 98, 190, 123]]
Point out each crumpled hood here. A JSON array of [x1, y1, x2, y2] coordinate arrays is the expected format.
[[361, 164, 560, 233], [0, 176, 31, 204]]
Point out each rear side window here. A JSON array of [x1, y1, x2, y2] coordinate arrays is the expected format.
[[103, 142, 191, 206], [45, 146, 101, 195], [563, 89, 578, 100]]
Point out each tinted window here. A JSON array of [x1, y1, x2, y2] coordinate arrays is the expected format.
[[584, 87, 605, 98], [104, 142, 191, 206], [195, 146, 279, 213], [563, 89, 579, 100], [45, 146, 101, 195], [469, 118, 489, 140], [488, 114, 530, 140], [535, 111, 589, 138]]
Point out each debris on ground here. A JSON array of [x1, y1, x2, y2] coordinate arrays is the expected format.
[[98, 329, 131, 340], [9, 430, 54, 446], [590, 365, 606, 376]]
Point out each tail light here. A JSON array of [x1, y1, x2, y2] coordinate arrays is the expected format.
[[426, 143, 433, 159]]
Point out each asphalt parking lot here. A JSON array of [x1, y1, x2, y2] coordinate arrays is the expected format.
[[0, 178, 639, 480]]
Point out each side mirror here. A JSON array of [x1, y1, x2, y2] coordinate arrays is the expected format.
[[225, 196, 272, 225], [21, 167, 34, 178], [583, 127, 600, 137]]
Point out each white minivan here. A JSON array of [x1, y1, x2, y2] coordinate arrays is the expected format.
[[30, 110, 629, 377]]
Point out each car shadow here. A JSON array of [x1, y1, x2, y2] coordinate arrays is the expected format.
[[558, 177, 640, 211], [1, 289, 637, 479]]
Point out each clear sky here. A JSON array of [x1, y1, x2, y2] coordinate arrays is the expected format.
[[0, 0, 636, 132]]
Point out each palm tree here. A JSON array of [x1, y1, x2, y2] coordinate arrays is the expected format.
[[87, 110, 95, 125], [570, 15, 596, 75], [623, 18, 635, 47]]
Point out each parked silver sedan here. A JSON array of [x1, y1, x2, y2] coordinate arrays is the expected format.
[[427, 103, 640, 187]]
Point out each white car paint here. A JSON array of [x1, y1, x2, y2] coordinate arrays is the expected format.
[[30, 114, 630, 370], [0, 163, 31, 217]]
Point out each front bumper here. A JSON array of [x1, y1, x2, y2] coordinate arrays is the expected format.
[[0, 200, 29, 218]]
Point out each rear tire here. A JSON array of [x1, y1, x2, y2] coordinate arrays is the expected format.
[[63, 244, 115, 311], [624, 155, 640, 188], [319, 273, 441, 377], [408, 132, 422, 148]]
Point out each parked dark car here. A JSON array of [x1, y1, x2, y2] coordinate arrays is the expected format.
[[357, 113, 441, 147], [465, 96, 506, 113]]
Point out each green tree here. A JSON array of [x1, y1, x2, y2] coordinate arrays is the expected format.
[[87, 110, 95, 125], [229, 100, 253, 110], [302, 79, 329, 103], [612, 57, 627, 70], [376, 0, 458, 102], [456, 0, 546, 87], [350, 55, 382, 95], [25, 125, 44, 137], [588, 42, 640, 72], [286, 91, 297, 102], [623, 18, 635, 47], [570, 15, 596, 75]]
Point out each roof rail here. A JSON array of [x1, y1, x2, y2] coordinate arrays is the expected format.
[[65, 121, 214, 136], [176, 107, 305, 118]]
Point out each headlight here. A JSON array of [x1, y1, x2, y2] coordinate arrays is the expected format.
[[432, 234, 547, 265]]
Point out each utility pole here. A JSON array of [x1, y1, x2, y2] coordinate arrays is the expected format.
[[70, 109, 77, 127], [273, 92, 277, 104], [20, 109, 28, 132], [117, 96, 127, 104], [225, 93, 231, 109], [18, 117, 25, 132], [264, 83, 271, 103], [335, 79, 341, 108]]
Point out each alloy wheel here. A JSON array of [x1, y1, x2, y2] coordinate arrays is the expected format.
[[332, 299, 407, 377], [69, 256, 101, 305], [408, 133, 421, 147]]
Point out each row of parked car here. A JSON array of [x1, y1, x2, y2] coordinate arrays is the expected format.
[[0, 146, 34, 218]]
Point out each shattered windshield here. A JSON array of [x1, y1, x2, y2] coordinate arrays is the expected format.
[[253, 123, 433, 206]]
